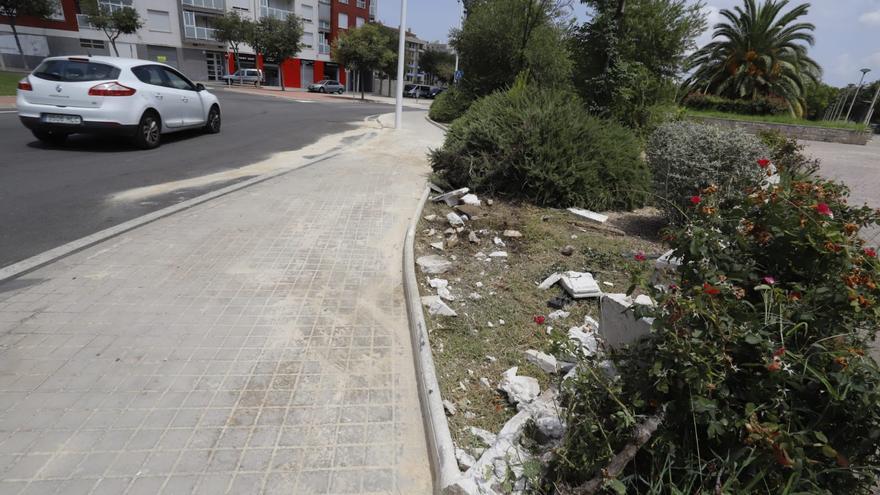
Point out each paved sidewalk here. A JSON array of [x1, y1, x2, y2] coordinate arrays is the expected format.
[[221, 86, 433, 109], [0, 111, 442, 494]]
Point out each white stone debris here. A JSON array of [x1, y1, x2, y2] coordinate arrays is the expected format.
[[468, 231, 480, 243], [421, 296, 458, 317], [600, 293, 655, 349], [567, 207, 609, 223], [459, 381, 467, 392], [537, 272, 562, 290], [548, 309, 569, 320], [571, 234, 578, 239], [480, 377, 492, 389], [446, 234, 460, 249], [493, 237, 505, 247], [488, 251, 508, 258], [603, 281, 614, 287], [416, 255, 452, 274], [445, 228, 456, 235], [429, 278, 454, 301], [447, 212, 465, 227], [560, 271, 602, 298], [525, 350, 558, 374], [431, 187, 470, 207], [498, 319, 505, 325], [498, 367, 539, 406], [485, 355, 497, 363], [535, 416, 565, 440], [502, 230, 522, 238], [469, 427, 497, 446], [651, 249, 683, 286], [469, 292, 482, 300], [475, 281, 484, 288], [430, 241, 444, 251], [443, 399, 458, 416], [486, 199, 494, 206], [583, 315, 600, 332], [474, 251, 487, 259], [455, 447, 477, 471], [427, 228, 436, 236], [567, 326, 599, 358], [424, 214, 437, 221], [460, 193, 482, 206]]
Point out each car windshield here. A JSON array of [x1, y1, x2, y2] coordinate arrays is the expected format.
[[317, 80, 329, 84], [33, 59, 120, 82]]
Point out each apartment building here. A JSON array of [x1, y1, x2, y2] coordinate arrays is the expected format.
[[0, 0, 370, 89]]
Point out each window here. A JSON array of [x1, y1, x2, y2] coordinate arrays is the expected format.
[[79, 38, 105, 49], [33, 59, 120, 82], [357, 0, 365, 7], [338, 0, 348, 3], [355, 16, 364, 27], [147, 10, 171, 32], [301, 3, 314, 19], [301, 32, 314, 48], [132, 65, 168, 87], [338, 12, 348, 28], [162, 67, 196, 90], [97, 0, 133, 13]]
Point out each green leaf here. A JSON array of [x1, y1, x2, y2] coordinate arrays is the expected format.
[[605, 478, 627, 495], [821, 445, 837, 459], [745, 334, 763, 345], [814, 431, 828, 444]]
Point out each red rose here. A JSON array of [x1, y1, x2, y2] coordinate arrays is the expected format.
[[815, 203, 833, 217], [773, 347, 786, 357], [702, 282, 720, 296], [690, 195, 702, 206], [865, 247, 877, 258], [757, 158, 771, 168], [533, 315, 545, 325], [634, 252, 646, 262]]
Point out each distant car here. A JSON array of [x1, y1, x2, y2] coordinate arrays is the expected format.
[[307, 80, 344, 94], [221, 69, 263, 86], [17, 55, 221, 149], [428, 86, 445, 99], [403, 84, 432, 98]]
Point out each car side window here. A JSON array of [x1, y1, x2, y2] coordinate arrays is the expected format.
[[162, 67, 195, 91], [132, 65, 169, 87]]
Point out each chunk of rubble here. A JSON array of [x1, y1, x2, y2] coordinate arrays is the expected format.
[[488, 251, 508, 258], [416, 255, 452, 274], [567, 207, 609, 223], [424, 214, 437, 221], [560, 271, 602, 298], [468, 292, 482, 300], [560, 245, 575, 256], [547, 309, 569, 320], [455, 204, 482, 219], [583, 315, 600, 332], [651, 249, 683, 286], [460, 193, 481, 206], [455, 447, 477, 471], [503, 230, 522, 238], [498, 367, 539, 405], [431, 187, 469, 207], [430, 241, 444, 251], [600, 293, 655, 349], [420, 296, 458, 317], [525, 350, 558, 374], [447, 212, 465, 227], [470, 426, 497, 447], [537, 272, 562, 290], [493, 236, 505, 247], [443, 399, 458, 416], [535, 416, 565, 441], [446, 234, 460, 249], [468, 231, 480, 243], [429, 278, 454, 301], [567, 326, 599, 357]]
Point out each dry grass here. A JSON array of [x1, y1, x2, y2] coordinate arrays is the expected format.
[[414, 199, 665, 450]]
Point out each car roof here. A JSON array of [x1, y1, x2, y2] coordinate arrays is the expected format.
[[40, 55, 173, 70]]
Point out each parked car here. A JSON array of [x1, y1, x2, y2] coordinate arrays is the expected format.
[[221, 68, 263, 86], [16, 55, 221, 149], [403, 84, 432, 98], [428, 86, 445, 99], [307, 80, 345, 94]]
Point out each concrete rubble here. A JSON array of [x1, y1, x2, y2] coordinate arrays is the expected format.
[[525, 349, 558, 374], [537, 272, 563, 290], [430, 241, 444, 251], [548, 309, 570, 320], [424, 214, 437, 221], [560, 245, 575, 256], [503, 230, 522, 238], [421, 296, 458, 317], [448, 212, 465, 227], [429, 278, 455, 301], [417, 254, 453, 274], [461, 193, 482, 206], [443, 399, 458, 416], [599, 293, 655, 348], [567, 207, 609, 223], [432, 187, 470, 207], [498, 367, 540, 406], [651, 249, 682, 286], [560, 271, 602, 298], [488, 251, 508, 258], [493, 236, 505, 247], [468, 231, 480, 243], [455, 448, 477, 471]]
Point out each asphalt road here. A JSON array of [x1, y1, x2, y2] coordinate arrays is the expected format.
[[0, 89, 393, 268]]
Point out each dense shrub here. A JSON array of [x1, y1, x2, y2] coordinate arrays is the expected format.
[[552, 153, 880, 493], [428, 86, 473, 123], [429, 84, 650, 210], [648, 121, 768, 222], [683, 92, 790, 116]]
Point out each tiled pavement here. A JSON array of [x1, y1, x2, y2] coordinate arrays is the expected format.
[[0, 112, 441, 494]]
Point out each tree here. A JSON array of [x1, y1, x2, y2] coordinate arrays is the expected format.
[[419, 48, 456, 85], [450, 0, 572, 97], [802, 81, 838, 120], [570, 0, 706, 126], [252, 14, 303, 91], [0, 0, 55, 69], [332, 23, 394, 100], [683, 0, 821, 117], [214, 11, 252, 80], [83, 0, 142, 57]]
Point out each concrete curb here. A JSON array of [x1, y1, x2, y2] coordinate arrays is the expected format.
[[424, 115, 449, 131], [0, 119, 382, 284], [403, 186, 462, 493]]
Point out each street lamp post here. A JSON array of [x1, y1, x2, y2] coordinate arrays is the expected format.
[[394, 0, 408, 129], [454, 0, 463, 73], [844, 68, 871, 122], [865, 82, 880, 127]]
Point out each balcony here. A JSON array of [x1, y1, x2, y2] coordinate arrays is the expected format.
[[319, 43, 331, 55], [261, 5, 293, 19], [182, 0, 225, 10], [318, 20, 330, 31], [184, 25, 217, 40]]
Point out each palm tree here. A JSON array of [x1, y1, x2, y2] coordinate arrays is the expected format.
[[682, 0, 821, 117]]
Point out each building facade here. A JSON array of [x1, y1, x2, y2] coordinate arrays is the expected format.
[[0, 0, 369, 89]]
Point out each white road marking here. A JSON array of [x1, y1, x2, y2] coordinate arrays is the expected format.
[[0, 110, 17, 114]]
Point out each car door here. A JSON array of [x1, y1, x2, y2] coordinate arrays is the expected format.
[[131, 64, 185, 128], [161, 67, 205, 127]]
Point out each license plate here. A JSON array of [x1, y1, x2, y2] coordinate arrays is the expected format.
[[42, 114, 82, 125]]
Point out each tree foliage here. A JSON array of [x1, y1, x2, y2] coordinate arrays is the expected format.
[[332, 23, 394, 100], [83, 0, 142, 56], [450, 0, 572, 98], [419, 48, 456, 85], [252, 14, 303, 91], [683, 0, 821, 117], [214, 11, 252, 74], [0, 0, 55, 68]]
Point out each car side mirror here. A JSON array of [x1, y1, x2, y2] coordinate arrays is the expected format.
[[195, 83, 206, 91]]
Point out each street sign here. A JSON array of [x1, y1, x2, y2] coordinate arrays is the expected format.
[[454, 70, 463, 83]]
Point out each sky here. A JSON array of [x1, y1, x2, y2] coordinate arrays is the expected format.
[[375, 0, 880, 87]]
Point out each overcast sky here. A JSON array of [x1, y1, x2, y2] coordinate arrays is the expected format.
[[375, 0, 880, 87]]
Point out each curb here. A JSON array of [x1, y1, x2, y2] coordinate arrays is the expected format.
[[403, 186, 462, 493], [424, 115, 449, 131], [0, 119, 383, 284]]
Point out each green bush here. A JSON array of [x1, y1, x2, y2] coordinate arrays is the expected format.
[[428, 86, 473, 123], [683, 92, 790, 116], [429, 84, 649, 210], [551, 156, 880, 493], [648, 121, 768, 222]]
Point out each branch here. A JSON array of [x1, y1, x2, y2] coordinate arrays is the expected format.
[[559, 409, 665, 495]]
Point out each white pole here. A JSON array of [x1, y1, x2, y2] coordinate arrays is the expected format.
[[454, 0, 462, 73], [394, 0, 408, 129], [845, 69, 870, 122], [865, 83, 880, 126]]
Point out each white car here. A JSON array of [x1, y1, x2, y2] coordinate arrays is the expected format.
[[16, 55, 221, 149]]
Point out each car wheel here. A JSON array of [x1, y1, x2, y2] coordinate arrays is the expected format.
[[204, 106, 221, 134], [32, 129, 67, 146], [318, 87, 325, 93], [337, 89, 344, 95], [133, 111, 161, 150]]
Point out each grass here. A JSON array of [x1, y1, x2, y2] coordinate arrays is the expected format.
[[0, 71, 24, 96], [685, 108, 870, 131], [414, 199, 664, 452]]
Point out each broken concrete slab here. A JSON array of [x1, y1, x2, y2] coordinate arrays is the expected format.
[[488, 251, 508, 258], [447, 212, 465, 227], [416, 254, 453, 274], [560, 271, 602, 298], [498, 367, 540, 405], [460, 193, 481, 206], [600, 293, 655, 348], [424, 214, 437, 221], [431, 187, 469, 207], [548, 309, 570, 320], [468, 231, 480, 243], [525, 350, 558, 374], [537, 272, 562, 290], [470, 427, 497, 447], [443, 399, 458, 416], [429, 278, 455, 301], [446, 234, 460, 249], [421, 296, 458, 316], [567, 326, 599, 357], [454, 204, 483, 219], [651, 249, 683, 286], [430, 241, 444, 251], [503, 230, 522, 238], [468, 292, 482, 300], [567, 207, 609, 223], [492, 236, 505, 247], [455, 448, 477, 471]]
